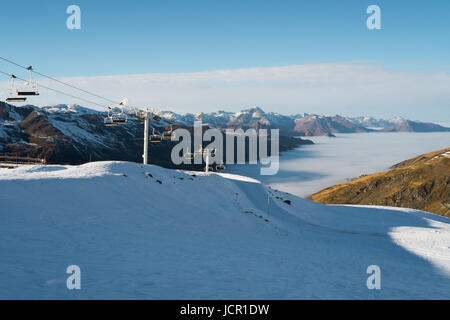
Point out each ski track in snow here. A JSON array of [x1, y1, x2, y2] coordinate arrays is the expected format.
[[0, 161, 449, 299]]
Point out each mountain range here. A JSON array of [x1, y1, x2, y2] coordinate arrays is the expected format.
[[1, 101, 448, 165], [0, 102, 310, 165], [160, 106, 449, 137]]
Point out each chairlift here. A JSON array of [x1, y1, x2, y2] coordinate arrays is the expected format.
[[104, 117, 118, 127], [183, 147, 194, 160], [5, 75, 27, 103], [216, 162, 226, 171], [162, 124, 174, 140], [193, 148, 216, 157], [6, 97, 27, 102], [115, 101, 128, 123], [119, 98, 128, 106], [150, 128, 162, 143], [113, 117, 127, 123], [104, 106, 128, 127], [131, 109, 144, 120], [16, 67, 39, 96], [104, 117, 127, 126]]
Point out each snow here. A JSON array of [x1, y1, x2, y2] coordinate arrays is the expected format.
[[0, 161, 449, 299], [43, 104, 101, 115], [48, 117, 110, 146], [432, 150, 450, 160]]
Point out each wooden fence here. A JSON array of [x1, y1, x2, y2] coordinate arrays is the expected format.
[[0, 155, 46, 165]]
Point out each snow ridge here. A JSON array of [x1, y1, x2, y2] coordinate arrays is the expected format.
[[0, 161, 449, 299]]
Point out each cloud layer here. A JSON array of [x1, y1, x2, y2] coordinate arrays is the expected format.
[[1, 62, 449, 121]]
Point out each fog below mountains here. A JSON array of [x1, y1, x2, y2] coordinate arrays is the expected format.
[[228, 132, 450, 197]]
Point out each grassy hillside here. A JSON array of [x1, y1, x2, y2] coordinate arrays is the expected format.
[[309, 148, 450, 216]]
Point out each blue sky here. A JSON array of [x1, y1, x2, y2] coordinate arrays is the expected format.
[[1, 0, 449, 76], [0, 0, 449, 120]]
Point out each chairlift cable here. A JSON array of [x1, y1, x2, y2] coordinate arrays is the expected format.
[[0, 69, 108, 108], [0, 56, 121, 106]]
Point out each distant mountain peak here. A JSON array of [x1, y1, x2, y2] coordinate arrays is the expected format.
[[3, 101, 448, 138], [382, 119, 450, 133]]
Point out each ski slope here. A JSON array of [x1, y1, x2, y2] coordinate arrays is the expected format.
[[0, 161, 449, 299]]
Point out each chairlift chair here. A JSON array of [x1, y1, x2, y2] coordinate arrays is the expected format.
[[216, 162, 226, 171], [5, 75, 27, 103], [113, 102, 128, 124], [6, 97, 27, 103], [104, 106, 128, 127], [183, 147, 194, 160], [104, 107, 116, 126], [150, 128, 162, 143], [162, 124, 174, 140], [104, 118, 118, 127], [104, 116, 120, 127], [16, 67, 39, 96], [184, 152, 194, 160], [16, 86, 39, 96], [111, 116, 127, 124]]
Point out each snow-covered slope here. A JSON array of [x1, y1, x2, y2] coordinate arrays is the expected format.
[[1, 162, 450, 299]]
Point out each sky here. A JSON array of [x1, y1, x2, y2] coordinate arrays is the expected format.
[[0, 0, 449, 121]]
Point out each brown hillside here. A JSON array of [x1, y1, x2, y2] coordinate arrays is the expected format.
[[309, 148, 450, 216]]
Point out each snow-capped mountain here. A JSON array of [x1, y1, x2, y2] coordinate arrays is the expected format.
[[0, 102, 310, 165], [156, 107, 449, 136], [349, 116, 450, 133], [156, 107, 371, 136], [293, 114, 371, 137], [350, 116, 395, 129], [2, 101, 448, 165], [1, 161, 449, 299], [382, 119, 450, 133], [0, 102, 181, 165]]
